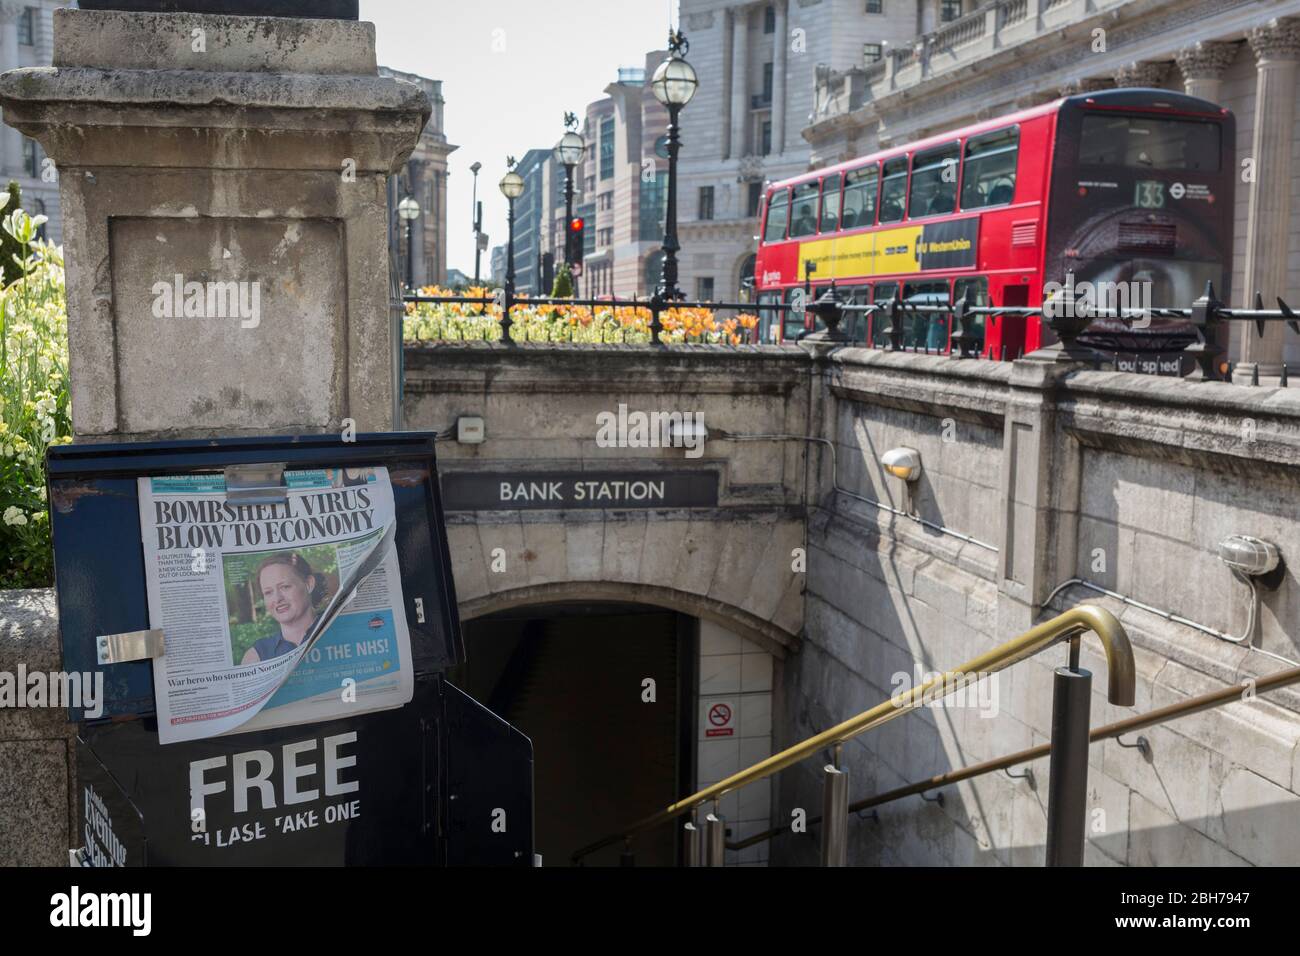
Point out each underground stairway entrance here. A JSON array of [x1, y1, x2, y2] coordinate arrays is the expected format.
[[449, 602, 695, 866]]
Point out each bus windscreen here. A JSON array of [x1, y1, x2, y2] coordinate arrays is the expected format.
[[1078, 115, 1221, 172]]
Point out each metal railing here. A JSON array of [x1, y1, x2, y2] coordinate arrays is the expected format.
[[571, 603, 1135, 866], [727, 661, 1300, 854], [404, 279, 1300, 383]]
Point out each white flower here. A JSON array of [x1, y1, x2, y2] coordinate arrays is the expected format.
[[3, 506, 27, 527]]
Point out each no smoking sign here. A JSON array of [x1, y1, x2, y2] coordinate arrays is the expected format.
[[705, 701, 735, 738]]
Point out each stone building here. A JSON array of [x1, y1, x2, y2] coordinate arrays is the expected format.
[[382, 66, 456, 289], [0, 2, 67, 245], [803, 0, 1300, 379], [675, 0, 919, 302]]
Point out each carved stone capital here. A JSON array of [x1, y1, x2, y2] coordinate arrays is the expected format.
[[1057, 77, 1114, 98], [1248, 17, 1300, 63], [1175, 41, 1240, 81], [1112, 60, 1171, 88]]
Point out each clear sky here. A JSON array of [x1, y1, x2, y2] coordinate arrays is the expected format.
[[362, 0, 680, 280]]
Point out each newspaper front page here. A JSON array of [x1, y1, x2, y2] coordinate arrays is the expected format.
[[138, 466, 414, 744]]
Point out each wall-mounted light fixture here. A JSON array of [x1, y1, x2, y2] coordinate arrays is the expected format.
[[1217, 534, 1285, 646], [881, 447, 922, 483]]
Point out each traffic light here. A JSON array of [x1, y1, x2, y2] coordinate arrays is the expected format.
[[567, 216, 585, 268]]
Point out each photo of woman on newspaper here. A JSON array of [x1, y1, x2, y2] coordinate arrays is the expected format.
[[240, 552, 327, 664]]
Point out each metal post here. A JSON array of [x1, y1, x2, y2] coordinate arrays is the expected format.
[[404, 220, 413, 293], [471, 162, 482, 285], [656, 102, 683, 302], [682, 820, 700, 867], [1045, 664, 1093, 866], [563, 162, 575, 267], [704, 812, 726, 867], [505, 196, 517, 303], [820, 763, 849, 866]]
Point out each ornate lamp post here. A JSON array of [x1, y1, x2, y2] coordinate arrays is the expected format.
[[553, 113, 585, 269], [396, 195, 421, 292], [499, 159, 526, 329], [650, 30, 698, 338]]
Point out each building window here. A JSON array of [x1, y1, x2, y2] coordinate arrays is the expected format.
[[747, 182, 763, 217], [599, 227, 613, 246], [865, 0, 883, 13], [599, 191, 613, 212], [941, 0, 963, 21], [863, 43, 883, 64], [697, 277, 715, 301], [585, 175, 595, 194], [639, 175, 667, 241], [22, 138, 38, 178], [600, 117, 615, 181], [762, 62, 773, 104], [17, 7, 34, 46], [763, 5, 775, 33], [698, 186, 715, 221], [760, 120, 773, 157]]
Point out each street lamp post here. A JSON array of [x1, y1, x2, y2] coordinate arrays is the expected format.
[[650, 30, 699, 342], [470, 161, 483, 285], [397, 195, 421, 292], [499, 160, 526, 341], [553, 114, 585, 273]]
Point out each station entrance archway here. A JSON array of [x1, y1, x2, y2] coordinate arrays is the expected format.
[[449, 603, 695, 866]]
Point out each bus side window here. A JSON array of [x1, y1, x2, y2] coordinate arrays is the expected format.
[[843, 285, 869, 341], [902, 280, 951, 351], [908, 142, 959, 218], [763, 189, 790, 241], [789, 182, 820, 238], [960, 127, 1019, 210], [820, 173, 843, 232], [879, 157, 908, 223], [841, 165, 878, 229], [782, 288, 806, 341], [952, 276, 989, 354], [870, 281, 898, 347]]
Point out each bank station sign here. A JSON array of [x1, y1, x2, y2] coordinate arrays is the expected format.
[[441, 470, 720, 511]]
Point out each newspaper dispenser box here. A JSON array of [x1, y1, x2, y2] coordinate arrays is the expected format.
[[48, 432, 534, 866]]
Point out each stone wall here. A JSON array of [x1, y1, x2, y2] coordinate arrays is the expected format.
[[775, 346, 1300, 866], [4, 341, 1300, 866]]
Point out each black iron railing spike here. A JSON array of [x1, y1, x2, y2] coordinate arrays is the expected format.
[[1282, 364, 1290, 388], [1254, 291, 1267, 337], [1251, 364, 1260, 387], [1279, 297, 1300, 335]]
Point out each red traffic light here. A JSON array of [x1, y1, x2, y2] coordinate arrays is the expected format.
[[569, 217, 585, 232]]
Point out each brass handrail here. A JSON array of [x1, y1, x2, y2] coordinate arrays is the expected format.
[[728, 662, 1300, 852], [571, 603, 1134, 863]]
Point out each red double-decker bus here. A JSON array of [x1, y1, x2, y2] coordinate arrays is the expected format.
[[754, 88, 1234, 368]]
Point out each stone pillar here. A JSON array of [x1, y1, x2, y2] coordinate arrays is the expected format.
[[1112, 60, 1171, 88], [997, 361, 1081, 635], [729, 6, 749, 160], [1237, 18, 1300, 381], [1175, 41, 1239, 102], [0, 3, 22, 177], [0, 8, 429, 440], [772, 0, 787, 156]]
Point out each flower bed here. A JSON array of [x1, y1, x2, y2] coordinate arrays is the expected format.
[[0, 206, 71, 589], [403, 286, 760, 345]]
